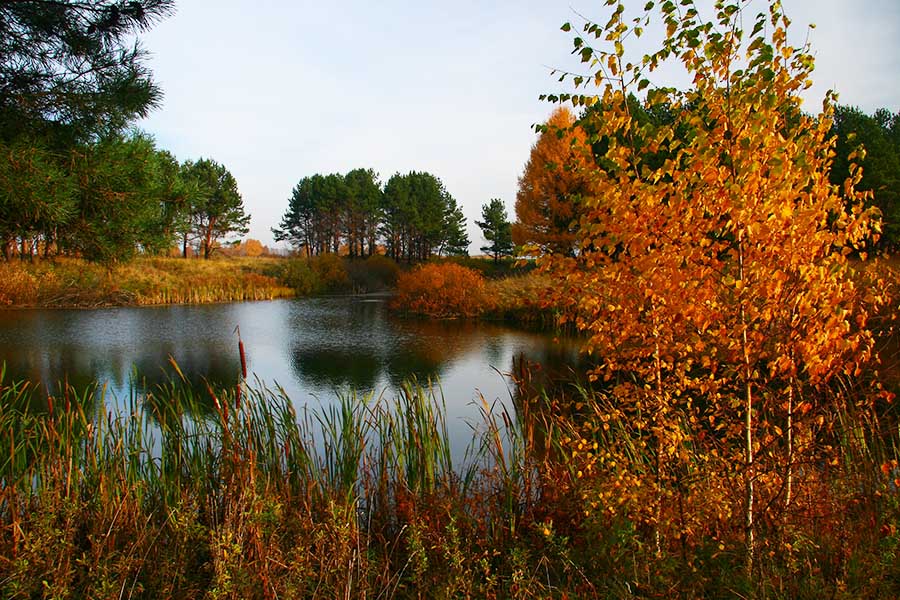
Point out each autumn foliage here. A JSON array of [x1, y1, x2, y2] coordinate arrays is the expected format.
[[392, 263, 487, 318], [512, 107, 596, 255], [542, 0, 890, 580]]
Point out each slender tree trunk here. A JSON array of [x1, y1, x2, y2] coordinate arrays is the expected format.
[[20, 237, 32, 261], [785, 379, 794, 508], [738, 231, 755, 576], [651, 310, 665, 559]]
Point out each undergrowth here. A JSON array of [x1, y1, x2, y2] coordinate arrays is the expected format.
[[1, 364, 898, 598]]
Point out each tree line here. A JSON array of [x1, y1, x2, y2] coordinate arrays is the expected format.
[[0, 1, 250, 262], [273, 169, 471, 262], [0, 134, 249, 262], [513, 100, 900, 254]]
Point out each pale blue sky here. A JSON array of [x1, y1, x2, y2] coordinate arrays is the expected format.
[[136, 0, 900, 251]]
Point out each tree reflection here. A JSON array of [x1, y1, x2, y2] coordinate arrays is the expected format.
[[290, 348, 381, 390]]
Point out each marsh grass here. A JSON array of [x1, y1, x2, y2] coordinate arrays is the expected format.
[[1, 364, 899, 598], [0, 366, 570, 598], [0, 257, 294, 308]]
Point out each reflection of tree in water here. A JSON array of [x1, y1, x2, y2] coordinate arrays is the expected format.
[[2, 346, 105, 414], [384, 316, 490, 385], [291, 348, 381, 390], [510, 343, 589, 393], [508, 345, 596, 459], [382, 347, 444, 388], [288, 311, 492, 391], [130, 348, 240, 394]]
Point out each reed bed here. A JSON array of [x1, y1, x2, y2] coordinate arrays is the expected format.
[[0, 370, 563, 599], [0, 257, 294, 308], [1, 367, 898, 598]]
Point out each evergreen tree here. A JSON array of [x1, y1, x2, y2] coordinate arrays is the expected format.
[[441, 197, 470, 257], [830, 105, 900, 250], [344, 168, 382, 257], [476, 198, 513, 262], [0, 0, 173, 142], [183, 158, 250, 259], [65, 133, 178, 263]]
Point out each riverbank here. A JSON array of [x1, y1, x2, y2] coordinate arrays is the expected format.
[[0, 255, 553, 324], [0, 257, 294, 308]]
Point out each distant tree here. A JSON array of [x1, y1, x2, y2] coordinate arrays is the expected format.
[[276, 170, 378, 257], [183, 158, 250, 259], [381, 173, 411, 260], [830, 105, 900, 250], [381, 171, 464, 261], [230, 238, 264, 257], [65, 133, 178, 263], [0, 137, 76, 259], [512, 107, 595, 255], [476, 198, 513, 263], [344, 168, 382, 257], [143, 149, 199, 257], [440, 197, 470, 257], [279, 169, 464, 262], [0, 0, 173, 143], [273, 175, 317, 256], [318, 173, 348, 254]]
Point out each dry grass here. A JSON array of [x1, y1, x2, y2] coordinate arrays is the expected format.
[[1, 370, 898, 599], [0, 256, 294, 308], [482, 272, 555, 323]]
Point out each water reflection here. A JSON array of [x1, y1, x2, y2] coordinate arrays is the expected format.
[[0, 297, 583, 440]]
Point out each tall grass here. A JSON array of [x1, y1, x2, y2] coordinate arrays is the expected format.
[[0, 257, 294, 308], [1, 365, 898, 598], [0, 368, 561, 598]]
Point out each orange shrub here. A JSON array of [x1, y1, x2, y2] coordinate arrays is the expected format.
[[392, 263, 489, 318]]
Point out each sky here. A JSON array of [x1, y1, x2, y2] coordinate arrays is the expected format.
[[135, 0, 900, 252]]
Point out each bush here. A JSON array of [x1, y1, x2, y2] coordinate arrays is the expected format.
[[278, 253, 350, 296], [311, 253, 350, 293], [483, 272, 555, 324], [392, 263, 489, 318], [346, 254, 401, 292], [277, 259, 321, 295]]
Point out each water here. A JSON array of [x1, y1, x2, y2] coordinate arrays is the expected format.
[[0, 296, 582, 450]]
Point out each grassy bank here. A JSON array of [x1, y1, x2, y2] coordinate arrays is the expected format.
[[1, 371, 898, 598], [0, 257, 294, 308], [0, 253, 406, 309]]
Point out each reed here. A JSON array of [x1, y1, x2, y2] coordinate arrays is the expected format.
[[0, 256, 294, 309], [1, 365, 898, 598]]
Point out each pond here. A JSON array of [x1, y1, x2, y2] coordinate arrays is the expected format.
[[0, 296, 583, 452]]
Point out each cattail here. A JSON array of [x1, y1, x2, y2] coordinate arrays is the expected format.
[[235, 325, 247, 409], [239, 338, 247, 380]]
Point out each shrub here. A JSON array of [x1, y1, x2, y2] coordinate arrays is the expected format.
[[483, 272, 555, 324], [346, 254, 401, 292], [432, 255, 535, 279], [392, 263, 488, 318], [310, 253, 350, 293], [277, 259, 321, 296], [278, 253, 351, 296]]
